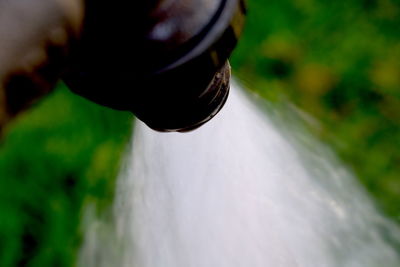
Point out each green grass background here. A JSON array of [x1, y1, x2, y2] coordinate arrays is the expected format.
[[1, 0, 400, 266], [0, 85, 132, 266], [232, 0, 400, 221]]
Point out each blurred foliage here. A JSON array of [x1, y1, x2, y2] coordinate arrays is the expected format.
[[231, 0, 400, 222], [0, 84, 132, 267]]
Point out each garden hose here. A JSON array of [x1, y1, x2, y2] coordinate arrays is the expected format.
[[0, 0, 246, 132]]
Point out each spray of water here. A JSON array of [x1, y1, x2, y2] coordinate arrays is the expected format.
[[79, 82, 400, 267]]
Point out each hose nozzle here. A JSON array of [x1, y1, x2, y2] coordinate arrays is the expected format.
[[65, 0, 246, 132]]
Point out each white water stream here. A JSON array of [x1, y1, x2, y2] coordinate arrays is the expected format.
[[80, 82, 400, 267]]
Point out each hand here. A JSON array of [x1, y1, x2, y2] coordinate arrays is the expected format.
[[0, 0, 83, 133]]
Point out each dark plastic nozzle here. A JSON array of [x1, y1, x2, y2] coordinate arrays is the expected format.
[[64, 0, 246, 132]]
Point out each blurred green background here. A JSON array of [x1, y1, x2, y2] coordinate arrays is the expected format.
[[1, 0, 400, 266]]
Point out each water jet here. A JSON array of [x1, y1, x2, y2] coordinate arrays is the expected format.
[[79, 81, 400, 267]]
